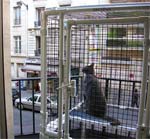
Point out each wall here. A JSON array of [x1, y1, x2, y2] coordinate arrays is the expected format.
[[0, 0, 14, 138], [10, 0, 30, 79]]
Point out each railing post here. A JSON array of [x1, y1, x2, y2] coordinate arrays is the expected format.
[[118, 80, 121, 105], [131, 82, 136, 107], [18, 80, 23, 135], [137, 17, 149, 139], [105, 79, 109, 100], [32, 80, 35, 134]]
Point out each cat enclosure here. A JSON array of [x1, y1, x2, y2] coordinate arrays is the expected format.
[[40, 3, 150, 139]]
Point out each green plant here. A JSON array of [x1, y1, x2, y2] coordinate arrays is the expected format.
[[108, 28, 126, 38], [127, 40, 143, 47]]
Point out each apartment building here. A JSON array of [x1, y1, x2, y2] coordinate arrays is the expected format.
[[10, 0, 47, 84], [10, 0, 109, 89]]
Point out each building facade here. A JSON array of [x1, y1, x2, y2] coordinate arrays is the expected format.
[[10, 0, 146, 82], [10, 0, 109, 88]]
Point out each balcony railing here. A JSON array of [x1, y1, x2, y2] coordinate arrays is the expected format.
[[12, 76, 142, 138], [34, 21, 41, 27], [12, 77, 58, 137], [34, 48, 41, 56], [14, 19, 21, 25]]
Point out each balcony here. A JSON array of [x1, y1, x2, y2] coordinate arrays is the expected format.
[[12, 77, 58, 139], [14, 19, 21, 26], [34, 21, 41, 27], [34, 48, 41, 57], [12, 76, 141, 139]]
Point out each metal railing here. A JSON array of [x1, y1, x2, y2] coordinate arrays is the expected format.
[[100, 77, 141, 107], [14, 19, 21, 25], [34, 48, 41, 56], [12, 77, 41, 136], [34, 21, 41, 27], [12, 76, 142, 137], [12, 77, 59, 137]]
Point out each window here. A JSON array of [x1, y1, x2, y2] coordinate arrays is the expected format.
[[35, 36, 41, 56], [47, 99, 50, 104], [35, 7, 45, 27], [108, 28, 126, 38], [14, 7, 21, 25], [28, 96, 38, 102], [14, 36, 21, 54], [36, 36, 41, 49], [107, 27, 143, 48], [38, 97, 41, 102]]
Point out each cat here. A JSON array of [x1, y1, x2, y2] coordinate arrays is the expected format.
[[82, 63, 106, 118], [82, 63, 120, 126]]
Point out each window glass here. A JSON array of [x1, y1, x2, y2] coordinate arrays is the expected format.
[[14, 36, 21, 53], [14, 7, 21, 25], [47, 99, 50, 104], [38, 97, 41, 102], [35, 7, 45, 27], [28, 97, 33, 101], [28, 96, 38, 102]]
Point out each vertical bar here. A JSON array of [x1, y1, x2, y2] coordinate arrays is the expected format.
[[105, 79, 109, 100], [32, 80, 35, 134], [131, 82, 135, 107], [58, 13, 64, 139], [0, 0, 7, 138], [143, 18, 150, 138], [118, 80, 121, 105], [81, 76, 83, 101], [137, 18, 149, 139], [40, 12, 47, 139], [19, 80, 23, 135], [143, 65, 150, 138], [64, 22, 71, 139]]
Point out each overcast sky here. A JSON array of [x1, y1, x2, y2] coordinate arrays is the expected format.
[[46, 0, 109, 8]]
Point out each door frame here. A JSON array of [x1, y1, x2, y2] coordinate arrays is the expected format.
[[65, 17, 149, 139]]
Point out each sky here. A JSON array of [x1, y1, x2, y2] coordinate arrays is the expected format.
[[46, 0, 109, 8]]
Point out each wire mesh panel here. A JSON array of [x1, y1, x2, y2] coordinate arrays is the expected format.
[[68, 19, 147, 139], [41, 3, 150, 139], [45, 15, 60, 130]]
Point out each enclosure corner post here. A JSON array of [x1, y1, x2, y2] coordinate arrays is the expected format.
[[58, 12, 64, 139], [64, 22, 72, 139], [40, 11, 47, 139], [142, 17, 150, 139], [136, 17, 149, 139]]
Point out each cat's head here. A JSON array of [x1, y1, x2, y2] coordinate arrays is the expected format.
[[82, 63, 94, 75]]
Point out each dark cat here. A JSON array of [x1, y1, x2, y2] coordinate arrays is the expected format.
[[82, 64, 120, 126], [82, 63, 106, 118]]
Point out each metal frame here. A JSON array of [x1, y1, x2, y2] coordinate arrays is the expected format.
[[40, 3, 150, 139], [40, 12, 47, 139], [12, 77, 41, 136], [66, 17, 149, 139], [45, 2, 150, 15], [0, 0, 7, 138], [40, 11, 65, 139]]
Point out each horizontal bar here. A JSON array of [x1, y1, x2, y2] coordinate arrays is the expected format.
[[11, 77, 57, 81], [68, 16, 149, 26], [11, 76, 141, 83], [45, 2, 150, 16]]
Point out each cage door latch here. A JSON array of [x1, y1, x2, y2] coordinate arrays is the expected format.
[[56, 80, 77, 97], [67, 80, 77, 97]]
